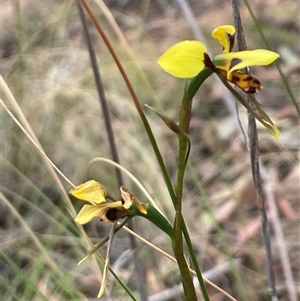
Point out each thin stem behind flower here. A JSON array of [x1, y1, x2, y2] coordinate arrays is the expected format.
[[232, 1, 279, 300]]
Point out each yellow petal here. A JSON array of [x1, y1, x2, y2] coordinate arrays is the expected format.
[[157, 40, 207, 78], [74, 204, 102, 224], [211, 25, 235, 53], [75, 202, 128, 224], [214, 49, 280, 79], [69, 180, 107, 204]]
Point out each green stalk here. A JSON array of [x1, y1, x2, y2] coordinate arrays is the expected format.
[[174, 82, 211, 301], [171, 83, 198, 301], [146, 72, 212, 300]]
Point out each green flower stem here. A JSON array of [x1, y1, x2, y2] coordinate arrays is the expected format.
[[172, 83, 198, 301], [135, 205, 175, 239], [174, 84, 211, 301], [188, 67, 213, 99], [146, 87, 210, 300], [176, 84, 211, 301]]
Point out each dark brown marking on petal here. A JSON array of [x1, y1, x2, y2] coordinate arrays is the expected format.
[[248, 77, 262, 94], [229, 58, 242, 70], [106, 207, 130, 222], [215, 68, 228, 79], [229, 33, 235, 52], [106, 208, 119, 222], [246, 86, 256, 94], [203, 53, 217, 71], [230, 71, 263, 94], [242, 75, 253, 82], [231, 74, 240, 82], [245, 80, 262, 94], [253, 78, 261, 85]]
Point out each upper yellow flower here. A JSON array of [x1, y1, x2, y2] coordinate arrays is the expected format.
[[157, 25, 280, 93], [70, 180, 148, 225]]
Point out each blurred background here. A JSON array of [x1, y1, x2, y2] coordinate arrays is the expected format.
[[1, 0, 299, 300]]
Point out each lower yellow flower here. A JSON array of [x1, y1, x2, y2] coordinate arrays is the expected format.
[[70, 180, 128, 224], [70, 181, 151, 299], [70, 180, 148, 225], [157, 24, 279, 93]]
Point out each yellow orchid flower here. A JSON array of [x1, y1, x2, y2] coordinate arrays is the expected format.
[[157, 25, 279, 93], [70, 180, 128, 224], [69, 180, 148, 225]]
